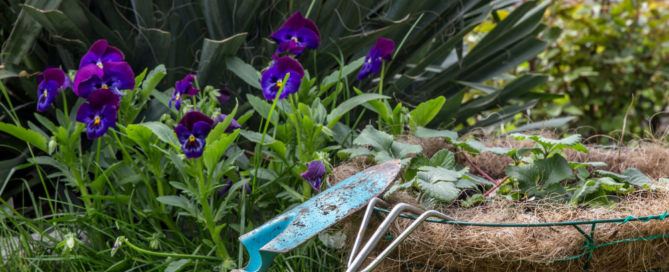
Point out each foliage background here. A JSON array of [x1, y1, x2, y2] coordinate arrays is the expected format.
[[530, 0, 669, 141]]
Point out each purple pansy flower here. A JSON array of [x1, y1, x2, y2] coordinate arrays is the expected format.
[[300, 160, 326, 191], [270, 11, 320, 58], [76, 89, 119, 139], [79, 40, 125, 69], [36, 68, 68, 112], [73, 62, 135, 99], [174, 111, 213, 159], [212, 114, 241, 134], [357, 38, 395, 80], [216, 89, 231, 105], [169, 75, 200, 110], [260, 57, 304, 100]]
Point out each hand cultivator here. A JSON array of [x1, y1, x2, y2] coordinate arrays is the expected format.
[[234, 160, 456, 272]]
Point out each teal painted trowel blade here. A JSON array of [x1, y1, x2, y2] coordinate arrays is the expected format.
[[235, 160, 401, 272]]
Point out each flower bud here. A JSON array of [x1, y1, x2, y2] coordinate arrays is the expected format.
[[48, 137, 57, 155]]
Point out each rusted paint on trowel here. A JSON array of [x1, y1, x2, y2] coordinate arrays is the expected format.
[[235, 160, 401, 272]]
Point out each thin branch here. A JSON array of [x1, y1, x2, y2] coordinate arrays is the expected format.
[[482, 176, 510, 197], [464, 155, 500, 185]]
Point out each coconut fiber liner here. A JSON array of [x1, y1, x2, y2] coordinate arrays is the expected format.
[[330, 136, 669, 272]]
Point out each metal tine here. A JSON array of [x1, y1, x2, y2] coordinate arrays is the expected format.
[[357, 210, 455, 272], [347, 203, 425, 272], [347, 198, 390, 267]]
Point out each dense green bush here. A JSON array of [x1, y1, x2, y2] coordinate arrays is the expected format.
[[534, 0, 669, 138]]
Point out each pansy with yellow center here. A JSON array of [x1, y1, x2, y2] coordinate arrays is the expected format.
[[169, 75, 200, 110], [79, 39, 125, 69], [73, 62, 134, 99], [36, 67, 69, 112], [269, 11, 320, 58], [357, 37, 395, 80], [174, 111, 213, 159], [76, 89, 119, 139], [260, 57, 304, 100]]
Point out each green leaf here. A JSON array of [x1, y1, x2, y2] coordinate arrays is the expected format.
[[572, 180, 601, 205], [414, 127, 458, 142], [429, 150, 456, 169], [353, 125, 393, 151], [141, 64, 166, 98], [246, 94, 279, 125], [139, 122, 180, 149], [126, 124, 153, 151], [226, 56, 261, 89], [534, 154, 574, 188], [196, 33, 247, 87], [156, 195, 193, 212], [569, 161, 607, 169], [461, 194, 486, 207], [510, 133, 587, 154], [462, 173, 495, 186], [455, 139, 512, 156], [621, 168, 651, 187], [593, 170, 627, 181], [410, 96, 446, 129], [416, 179, 460, 202], [327, 94, 390, 127], [417, 166, 463, 183], [506, 164, 540, 193], [239, 130, 276, 145], [89, 162, 123, 192], [3, 1, 63, 64], [320, 57, 365, 92], [384, 180, 414, 199], [131, 28, 170, 73], [0, 122, 48, 152], [353, 87, 390, 121], [203, 130, 240, 173], [318, 232, 347, 249], [165, 259, 191, 272], [129, 0, 154, 28], [337, 147, 374, 159], [510, 116, 576, 133]]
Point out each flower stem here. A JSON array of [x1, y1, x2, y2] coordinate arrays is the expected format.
[[238, 185, 247, 267], [289, 94, 305, 163], [305, 0, 316, 18], [197, 158, 229, 259], [61, 90, 69, 128], [378, 63, 385, 130], [94, 138, 101, 179], [120, 236, 221, 261]]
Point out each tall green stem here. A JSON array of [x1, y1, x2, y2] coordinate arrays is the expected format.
[[242, 73, 289, 266], [94, 139, 101, 178], [305, 0, 317, 18], [289, 95, 305, 163], [378, 63, 385, 130], [197, 159, 229, 259], [61, 91, 69, 128], [120, 236, 221, 261], [238, 186, 247, 267]]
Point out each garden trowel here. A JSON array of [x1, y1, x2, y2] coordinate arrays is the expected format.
[[233, 160, 401, 272]]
